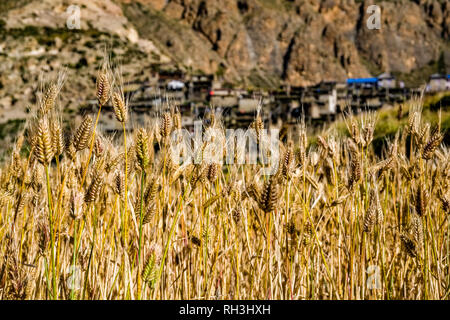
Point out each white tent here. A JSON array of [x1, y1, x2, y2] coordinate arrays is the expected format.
[[167, 80, 185, 90]]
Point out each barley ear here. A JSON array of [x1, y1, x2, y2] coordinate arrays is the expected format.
[[112, 92, 128, 123], [136, 128, 150, 170], [96, 72, 110, 106], [73, 116, 93, 152], [34, 119, 54, 165]]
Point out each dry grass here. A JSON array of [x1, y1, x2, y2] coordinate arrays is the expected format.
[[0, 73, 449, 300]]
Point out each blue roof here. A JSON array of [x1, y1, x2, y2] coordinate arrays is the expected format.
[[347, 78, 378, 84]]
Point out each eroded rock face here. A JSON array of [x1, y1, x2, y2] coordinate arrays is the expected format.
[[123, 0, 449, 86], [356, 0, 445, 74]]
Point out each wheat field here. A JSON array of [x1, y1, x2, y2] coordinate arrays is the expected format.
[[0, 69, 449, 300]]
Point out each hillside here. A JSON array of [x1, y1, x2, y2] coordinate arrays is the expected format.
[[0, 0, 448, 124], [122, 0, 450, 87]]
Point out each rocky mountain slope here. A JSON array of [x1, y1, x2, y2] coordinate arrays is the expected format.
[[0, 0, 448, 128], [122, 0, 449, 87]]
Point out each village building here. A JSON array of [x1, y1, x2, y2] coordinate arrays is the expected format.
[[428, 74, 448, 92], [377, 72, 396, 88], [346, 77, 378, 89]]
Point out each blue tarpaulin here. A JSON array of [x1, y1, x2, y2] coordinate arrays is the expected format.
[[346, 78, 378, 84]]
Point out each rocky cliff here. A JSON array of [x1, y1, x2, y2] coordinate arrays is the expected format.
[[122, 0, 449, 87]]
